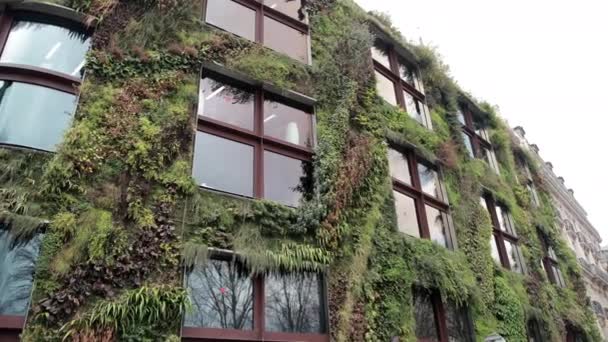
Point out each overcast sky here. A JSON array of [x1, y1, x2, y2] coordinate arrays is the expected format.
[[354, 0, 608, 244]]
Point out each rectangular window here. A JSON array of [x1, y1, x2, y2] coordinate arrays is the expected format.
[[183, 256, 328, 340], [0, 229, 42, 317], [371, 39, 432, 130], [414, 290, 474, 342], [204, 0, 310, 63], [194, 70, 314, 207], [538, 230, 566, 288], [389, 147, 455, 249], [457, 103, 499, 174], [481, 196, 525, 273], [527, 182, 540, 207]]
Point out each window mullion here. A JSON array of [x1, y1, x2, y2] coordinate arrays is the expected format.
[[256, 4, 264, 44], [254, 275, 265, 338], [0, 14, 14, 55]]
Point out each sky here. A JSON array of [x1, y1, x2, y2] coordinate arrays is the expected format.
[[354, 0, 608, 244]]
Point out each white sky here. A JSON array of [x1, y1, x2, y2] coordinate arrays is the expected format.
[[354, 0, 608, 244]]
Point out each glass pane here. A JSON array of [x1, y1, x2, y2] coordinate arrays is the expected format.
[[265, 272, 325, 333], [505, 240, 524, 273], [206, 0, 256, 41], [418, 163, 442, 200], [403, 91, 423, 124], [264, 100, 313, 147], [198, 78, 254, 130], [264, 0, 306, 21], [0, 230, 42, 316], [393, 191, 420, 237], [0, 81, 76, 151], [461, 132, 474, 158], [414, 292, 440, 341], [490, 235, 501, 264], [426, 206, 448, 248], [479, 197, 489, 212], [184, 260, 253, 329], [1, 21, 90, 77], [387, 148, 411, 185], [264, 151, 309, 207], [555, 266, 566, 288], [375, 70, 397, 106], [456, 108, 466, 125], [192, 132, 254, 197], [495, 206, 516, 235], [398, 57, 416, 86], [447, 302, 471, 342], [263, 16, 309, 63], [371, 41, 391, 69]]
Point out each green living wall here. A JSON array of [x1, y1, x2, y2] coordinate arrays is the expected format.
[[0, 0, 600, 341]]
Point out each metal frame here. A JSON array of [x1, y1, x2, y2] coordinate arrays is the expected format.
[[202, 0, 311, 64], [372, 40, 432, 129], [196, 67, 315, 202], [482, 195, 524, 271], [390, 145, 456, 250], [182, 255, 329, 342]]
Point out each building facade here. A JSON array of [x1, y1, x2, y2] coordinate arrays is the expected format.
[[514, 126, 608, 340], [0, 0, 602, 341]]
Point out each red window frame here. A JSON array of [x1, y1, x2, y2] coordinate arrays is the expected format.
[[482, 195, 524, 272], [196, 68, 315, 203], [202, 0, 310, 63], [182, 254, 329, 342], [372, 41, 431, 128], [389, 146, 456, 249]]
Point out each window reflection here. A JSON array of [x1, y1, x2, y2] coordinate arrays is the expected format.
[[371, 42, 391, 69], [414, 291, 440, 341], [0, 229, 42, 316], [456, 109, 466, 125], [199, 78, 254, 130], [263, 16, 308, 63], [265, 272, 325, 333], [264, 0, 306, 21], [495, 206, 516, 235], [192, 132, 254, 197], [387, 148, 411, 185], [205, 0, 256, 41], [0, 81, 77, 151], [393, 191, 420, 237], [1, 20, 90, 77], [446, 302, 471, 342], [490, 236, 501, 264], [184, 260, 254, 329], [461, 132, 474, 158], [263, 100, 313, 147], [418, 163, 441, 199], [426, 206, 448, 248], [375, 70, 397, 106], [403, 91, 423, 124], [398, 57, 417, 87], [505, 240, 523, 274], [264, 151, 310, 207]]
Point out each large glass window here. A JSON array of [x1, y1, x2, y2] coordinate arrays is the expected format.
[[457, 103, 500, 174], [0, 229, 42, 316], [538, 230, 566, 288], [183, 257, 327, 340], [204, 0, 310, 63], [414, 291, 474, 342], [371, 39, 432, 129], [1, 20, 90, 77], [195, 72, 314, 207], [0, 13, 90, 152], [481, 196, 526, 273], [389, 147, 455, 249]]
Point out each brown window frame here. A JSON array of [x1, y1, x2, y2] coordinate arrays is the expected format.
[[413, 290, 475, 342], [202, 0, 310, 64], [481, 195, 525, 272], [182, 252, 329, 342], [196, 67, 315, 205], [390, 146, 456, 250], [372, 41, 432, 129], [0, 9, 90, 152], [538, 229, 566, 288], [457, 105, 500, 172]]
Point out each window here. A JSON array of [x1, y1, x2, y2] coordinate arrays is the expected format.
[[481, 196, 526, 273], [527, 182, 540, 207], [538, 230, 566, 288], [194, 70, 314, 207], [371, 40, 432, 129], [389, 147, 456, 249], [457, 103, 500, 174], [203, 0, 310, 63], [0, 228, 42, 330], [0, 12, 90, 151], [183, 257, 328, 341], [413, 290, 474, 342], [527, 319, 544, 342]]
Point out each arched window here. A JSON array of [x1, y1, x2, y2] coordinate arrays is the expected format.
[[0, 7, 92, 151]]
